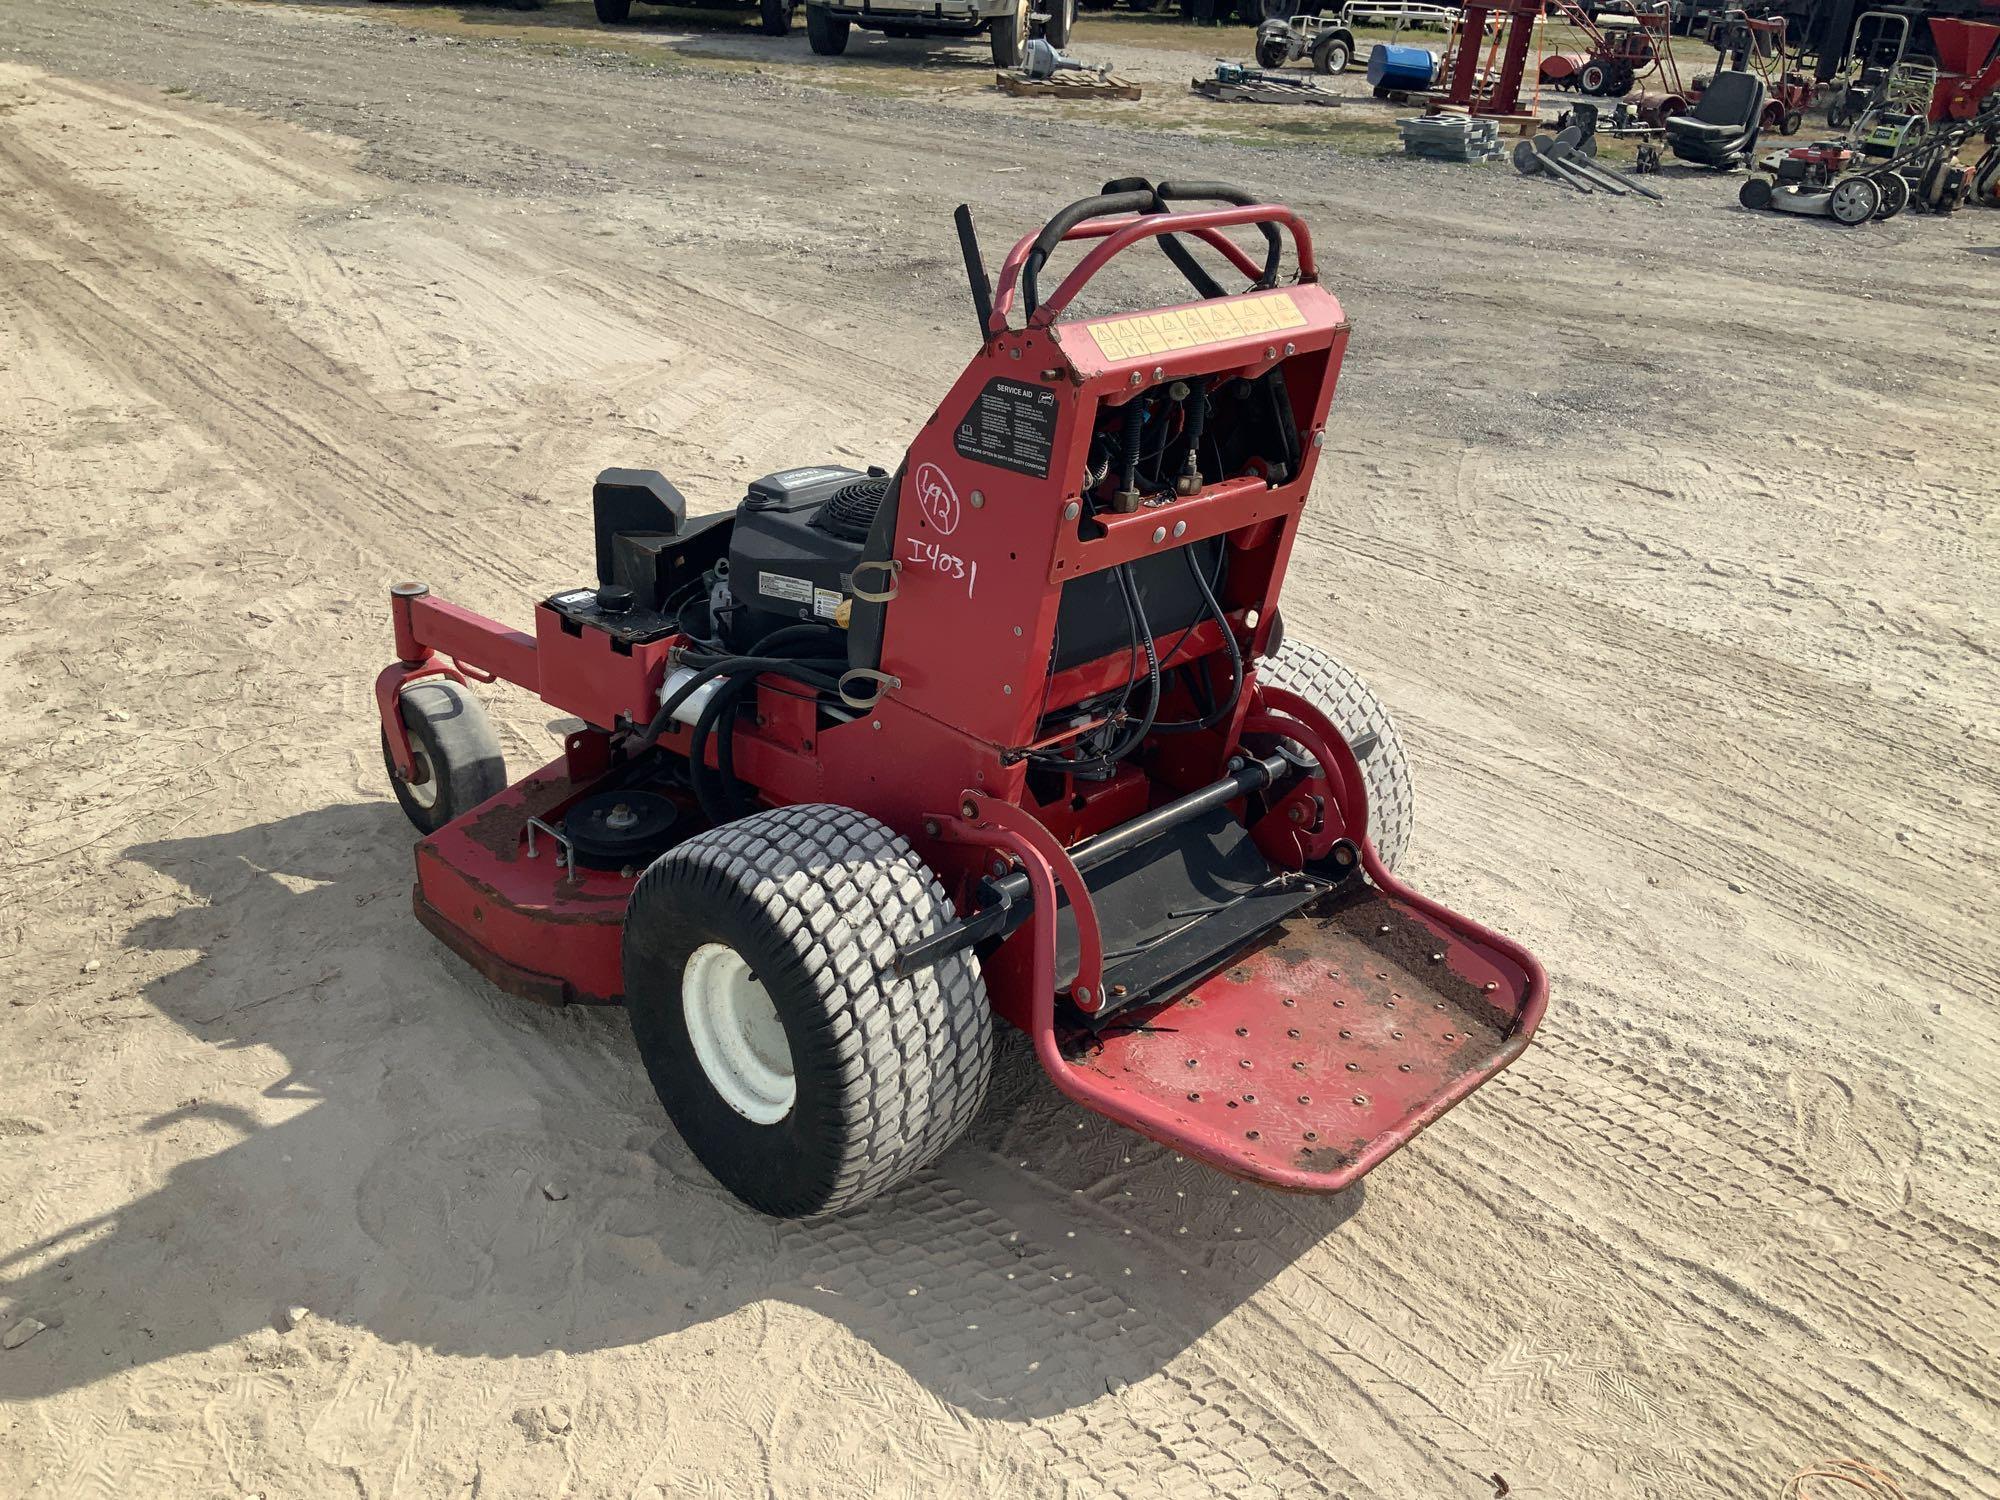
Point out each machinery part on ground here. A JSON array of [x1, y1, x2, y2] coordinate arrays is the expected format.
[[1255, 638, 1414, 872], [1023, 36, 1108, 79], [622, 805, 993, 1218], [806, 3, 850, 52], [1665, 67, 1764, 168], [381, 678, 507, 835], [760, 0, 797, 33]]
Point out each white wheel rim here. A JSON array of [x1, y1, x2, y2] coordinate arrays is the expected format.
[[682, 943, 796, 1125]]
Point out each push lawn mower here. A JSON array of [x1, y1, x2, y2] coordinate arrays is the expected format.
[[374, 182, 1548, 1220]]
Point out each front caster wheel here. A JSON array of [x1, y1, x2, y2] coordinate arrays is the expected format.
[[380, 678, 507, 835], [624, 805, 994, 1219]]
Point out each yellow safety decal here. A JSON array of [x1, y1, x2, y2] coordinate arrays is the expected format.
[[1075, 290, 1308, 363]]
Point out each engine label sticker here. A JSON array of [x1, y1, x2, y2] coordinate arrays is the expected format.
[[758, 571, 815, 605], [954, 377, 1059, 479], [1076, 290, 1308, 363], [913, 461, 962, 536]]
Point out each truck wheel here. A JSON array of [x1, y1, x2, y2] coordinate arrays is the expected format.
[[623, 804, 994, 1219], [990, 0, 1030, 67], [594, 0, 632, 21], [1240, 0, 1296, 23], [1256, 637, 1415, 873], [805, 3, 849, 52], [380, 678, 507, 836], [1040, 0, 1075, 47], [1312, 34, 1351, 73], [760, 0, 796, 32]]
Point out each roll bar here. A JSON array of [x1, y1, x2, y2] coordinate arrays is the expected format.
[[979, 180, 1317, 336]]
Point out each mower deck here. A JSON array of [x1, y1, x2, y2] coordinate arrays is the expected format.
[[410, 758, 634, 1008], [1054, 882, 1537, 1191]]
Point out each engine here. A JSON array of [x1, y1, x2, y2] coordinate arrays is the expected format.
[[712, 465, 889, 649]]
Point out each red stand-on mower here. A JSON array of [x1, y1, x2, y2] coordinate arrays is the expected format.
[[374, 182, 1548, 1219]]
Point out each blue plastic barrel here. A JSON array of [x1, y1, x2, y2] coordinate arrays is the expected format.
[[1367, 43, 1439, 91]]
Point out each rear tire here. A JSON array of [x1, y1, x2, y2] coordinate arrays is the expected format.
[[1256, 638, 1415, 872], [1780, 108, 1802, 135], [594, 0, 632, 21], [623, 805, 993, 1219], [1255, 32, 1291, 69], [805, 3, 849, 52], [380, 678, 507, 835], [760, 0, 795, 33], [990, 0, 1029, 67]]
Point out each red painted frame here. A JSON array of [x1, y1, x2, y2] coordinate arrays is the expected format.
[[378, 197, 1549, 1194]]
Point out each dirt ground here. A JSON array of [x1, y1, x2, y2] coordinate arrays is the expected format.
[[1, 1, 1996, 1497]]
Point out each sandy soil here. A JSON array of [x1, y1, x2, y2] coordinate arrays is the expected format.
[[1, 2, 1996, 1496]]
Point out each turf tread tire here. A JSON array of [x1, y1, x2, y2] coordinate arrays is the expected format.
[[1257, 638, 1415, 872], [624, 804, 992, 1218]]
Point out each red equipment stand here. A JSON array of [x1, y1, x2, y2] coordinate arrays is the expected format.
[[1929, 18, 2000, 121], [1439, 0, 1546, 121]]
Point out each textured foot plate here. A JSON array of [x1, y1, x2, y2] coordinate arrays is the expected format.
[[1056, 885, 1541, 1191]]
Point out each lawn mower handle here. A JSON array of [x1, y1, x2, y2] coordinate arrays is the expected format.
[[992, 201, 1315, 334]]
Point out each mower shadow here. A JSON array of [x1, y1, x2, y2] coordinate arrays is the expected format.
[[0, 802, 1362, 1418]]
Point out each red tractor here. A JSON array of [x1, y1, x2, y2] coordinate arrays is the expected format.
[[373, 182, 1547, 1219]]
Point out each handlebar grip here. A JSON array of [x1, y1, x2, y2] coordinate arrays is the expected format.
[[1023, 189, 1162, 315]]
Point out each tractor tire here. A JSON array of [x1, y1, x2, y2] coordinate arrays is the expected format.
[[1256, 638, 1415, 873], [594, 0, 633, 21], [1738, 175, 1774, 210], [760, 0, 796, 33], [990, 0, 1029, 68], [623, 805, 993, 1219], [805, 3, 849, 52], [1312, 34, 1351, 74], [380, 678, 507, 836], [1578, 61, 1611, 95], [1780, 108, 1802, 136], [1040, 0, 1075, 47]]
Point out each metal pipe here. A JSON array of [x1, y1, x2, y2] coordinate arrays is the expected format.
[[895, 751, 1292, 974]]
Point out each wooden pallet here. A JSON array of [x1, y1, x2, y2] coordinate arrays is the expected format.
[[1191, 77, 1342, 107], [995, 70, 1142, 102]]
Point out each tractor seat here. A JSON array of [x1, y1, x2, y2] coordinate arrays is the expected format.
[[1667, 69, 1765, 139]]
